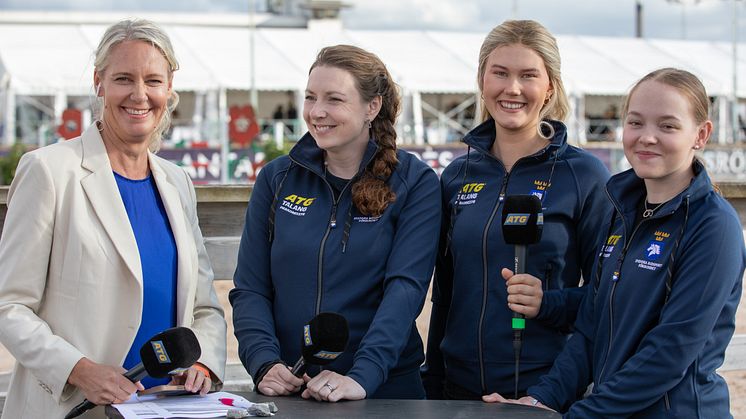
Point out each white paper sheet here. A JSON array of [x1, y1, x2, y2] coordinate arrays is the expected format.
[[112, 391, 255, 419]]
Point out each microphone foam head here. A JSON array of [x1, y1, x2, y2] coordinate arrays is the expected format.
[[301, 312, 349, 366], [140, 327, 202, 378], [501, 194, 543, 245]]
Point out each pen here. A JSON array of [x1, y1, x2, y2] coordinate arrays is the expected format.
[[219, 398, 252, 409]]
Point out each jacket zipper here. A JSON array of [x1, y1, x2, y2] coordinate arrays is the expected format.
[[597, 190, 649, 384], [477, 171, 510, 393], [664, 392, 671, 411], [289, 157, 353, 316]]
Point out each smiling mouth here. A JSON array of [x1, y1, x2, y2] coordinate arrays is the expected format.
[[124, 107, 150, 116], [314, 124, 336, 132], [499, 101, 525, 110], [636, 151, 661, 158]]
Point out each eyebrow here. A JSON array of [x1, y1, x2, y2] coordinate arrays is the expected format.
[[110, 71, 165, 78], [627, 111, 682, 121], [490, 64, 541, 73], [305, 89, 347, 97]]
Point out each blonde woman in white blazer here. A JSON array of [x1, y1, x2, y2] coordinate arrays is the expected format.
[[0, 20, 226, 418]]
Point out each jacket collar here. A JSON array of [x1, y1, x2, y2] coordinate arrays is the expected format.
[[289, 131, 380, 178], [462, 118, 568, 161], [606, 159, 712, 220], [79, 125, 142, 283]]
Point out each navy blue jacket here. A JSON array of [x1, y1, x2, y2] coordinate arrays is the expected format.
[[422, 119, 611, 397], [230, 133, 441, 398], [529, 162, 746, 418]]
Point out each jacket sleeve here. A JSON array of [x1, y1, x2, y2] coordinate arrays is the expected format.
[[346, 166, 441, 397], [182, 170, 227, 384], [229, 165, 282, 379], [0, 153, 85, 403], [420, 176, 454, 399], [535, 157, 610, 330], [560, 212, 744, 417], [527, 269, 597, 412]]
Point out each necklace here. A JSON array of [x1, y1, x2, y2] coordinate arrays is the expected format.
[[642, 199, 665, 218]]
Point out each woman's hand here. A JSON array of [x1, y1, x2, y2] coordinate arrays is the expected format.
[[169, 363, 213, 395], [482, 393, 555, 412], [67, 358, 144, 405], [257, 363, 304, 396], [502, 268, 543, 319], [301, 370, 366, 402]]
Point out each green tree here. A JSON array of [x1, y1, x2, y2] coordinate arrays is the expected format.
[[0, 143, 26, 185], [262, 138, 291, 164]]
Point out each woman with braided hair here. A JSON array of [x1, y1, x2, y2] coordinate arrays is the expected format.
[[230, 44, 441, 402]]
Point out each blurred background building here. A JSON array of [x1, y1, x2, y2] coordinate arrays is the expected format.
[[0, 0, 744, 182]]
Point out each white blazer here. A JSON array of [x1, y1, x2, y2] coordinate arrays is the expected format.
[[0, 126, 227, 418]]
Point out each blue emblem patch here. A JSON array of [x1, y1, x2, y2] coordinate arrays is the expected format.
[[530, 189, 544, 200], [645, 240, 664, 261]]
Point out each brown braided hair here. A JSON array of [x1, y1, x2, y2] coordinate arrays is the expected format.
[[310, 45, 400, 216]]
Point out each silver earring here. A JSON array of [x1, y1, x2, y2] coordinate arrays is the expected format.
[[693, 145, 700, 150], [367, 120, 372, 129], [538, 120, 554, 140]]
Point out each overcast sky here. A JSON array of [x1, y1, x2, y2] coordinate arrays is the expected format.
[[0, 0, 741, 41]]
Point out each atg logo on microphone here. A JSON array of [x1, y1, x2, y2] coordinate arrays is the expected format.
[[504, 213, 543, 226], [504, 213, 529, 225], [313, 350, 343, 360], [304, 325, 313, 346], [151, 340, 172, 364]]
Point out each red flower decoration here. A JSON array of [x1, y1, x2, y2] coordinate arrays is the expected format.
[[57, 108, 82, 140], [229, 105, 259, 147]]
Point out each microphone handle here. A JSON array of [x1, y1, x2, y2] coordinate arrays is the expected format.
[[514, 244, 527, 275], [512, 244, 527, 399], [64, 400, 95, 419], [64, 363, 147, 419], [123, 362, 147, 382], [291, 357, 306, 377], [512, 245, 527, 327]]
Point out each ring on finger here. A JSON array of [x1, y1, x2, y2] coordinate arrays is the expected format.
[[323, 382, 335, 392]]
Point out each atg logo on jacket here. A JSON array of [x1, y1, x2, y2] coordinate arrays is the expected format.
[[281, 194, 315, 217], [600, 235, 621, 258], [456, 182, 485, 206]]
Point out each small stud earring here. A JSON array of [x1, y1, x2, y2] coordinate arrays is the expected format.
[[693, 145, 700, 150]]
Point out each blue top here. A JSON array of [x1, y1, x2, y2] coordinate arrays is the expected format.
[[421, 119, 611, 398], [115, 172, 178, 388], [528, 162, 746, 418], [229, 133, 441, 398]]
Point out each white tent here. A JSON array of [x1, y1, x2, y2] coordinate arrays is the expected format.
[[0, 11, 744, 145]]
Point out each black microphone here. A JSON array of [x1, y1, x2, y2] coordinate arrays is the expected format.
[[291, 312, 349, 377], [65, 327, 202, 419], [501, 194, 543, 398]]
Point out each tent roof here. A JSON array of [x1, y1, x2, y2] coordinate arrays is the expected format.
[[0, 19, 743, 97]]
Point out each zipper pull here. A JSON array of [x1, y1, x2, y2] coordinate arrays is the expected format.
[[499, 194, 504, 202], [611, 251, 625, 282], [330, 204, 337, 228]]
